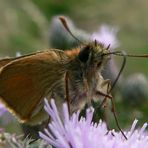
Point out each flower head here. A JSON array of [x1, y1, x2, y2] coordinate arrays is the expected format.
[[0, 103, 7, 116], [91, 24, 119, 49], [39, 99, 148, 148], [0, 103, 15, 125]]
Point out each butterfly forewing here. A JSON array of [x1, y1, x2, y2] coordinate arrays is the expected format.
[[0, 58, 16, 68], [0, 50, 67, 122]]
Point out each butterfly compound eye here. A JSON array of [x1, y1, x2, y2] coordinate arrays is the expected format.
[[78, 46, 91, 63]]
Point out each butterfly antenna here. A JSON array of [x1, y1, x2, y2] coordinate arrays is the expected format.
[[103, 49, 148, 91], [99, 51, 127, 139], [106, 51, 148, 90], [114, 52, 148, 58], [110, 51, 127, 139], [110, 51, 127, 91], [59, 16, 84, 45]]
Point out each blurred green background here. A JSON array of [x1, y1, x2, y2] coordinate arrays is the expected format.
[[0, 0, 148, 75], [0, 0, 147, 134]]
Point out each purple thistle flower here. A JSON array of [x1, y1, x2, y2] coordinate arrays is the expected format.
[[0, 103, 7, 116], [39, 99, 148, 148], [91, 24, 119, 49], [0, 103, 15, 125]]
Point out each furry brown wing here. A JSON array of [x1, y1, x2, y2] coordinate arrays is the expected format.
[[0, 50, 67, 122]]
